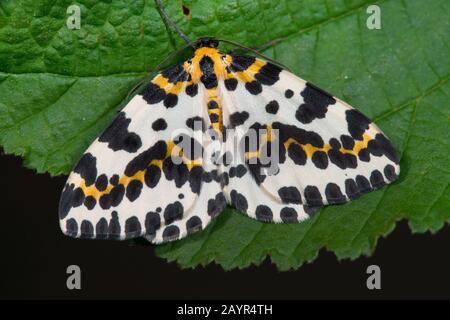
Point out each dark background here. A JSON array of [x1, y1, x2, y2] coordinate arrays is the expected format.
[[1, 152, 449, 300]]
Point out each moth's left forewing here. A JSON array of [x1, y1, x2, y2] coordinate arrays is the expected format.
[[59, 66, 225, 243]]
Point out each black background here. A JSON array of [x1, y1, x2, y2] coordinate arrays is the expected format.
[[1, 152, 449, 300]]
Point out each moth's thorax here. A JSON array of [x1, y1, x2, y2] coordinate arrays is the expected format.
[[186, 47, 230, 83]]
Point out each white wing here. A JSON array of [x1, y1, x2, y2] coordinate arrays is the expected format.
[[219, 54, 399, 221]]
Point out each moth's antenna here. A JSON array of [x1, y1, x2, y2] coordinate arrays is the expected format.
[[155, 0, 193, 46], [217, 38, 292, 72]]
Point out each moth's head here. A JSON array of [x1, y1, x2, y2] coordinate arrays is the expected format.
[[195, 37, 219, 49]]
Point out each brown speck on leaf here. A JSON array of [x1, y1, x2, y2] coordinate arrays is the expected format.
[[182, 4, 190, 16]]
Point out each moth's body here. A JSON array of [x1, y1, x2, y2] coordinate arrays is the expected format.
[[183, 45, 227, 133], [59, 38, 400, 243]]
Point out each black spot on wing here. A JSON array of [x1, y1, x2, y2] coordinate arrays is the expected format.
[[98, 112, 142, 153], [224, 78, 238, 91], [163, 159, 189, 188], [95, 218, 108, 239], [125, 140, 167, 176], [164, 201, 184, 225], [230, 190, 248, 213], [95, 174, 108, 191], [59, 183, 86, 219], [340, 135, 355, 150], [229, 111, 249, 128], [108, 211, 121, 240], [295, 83, 336, 124], [304, 185, 323, 206], [66, 218, 78, 237], [328, 147, 358, 170], [110, 184, 125, 207], [145, 211, 161, 237], [285, 89, 294, 98], [280, 207, 298, 223], [384, 164, 397, 182], [229, 164, 247, 178], [80, 220, 94, 239], [229, 55, 255, 72], [207, 192, 227, 218], [355, 175, 371, 194], [99, 193, 112, 210], [84, 196, 96, 210], [125, 216, 142, 239], [273, 122, 325, 148], [329, 138, 341, 150], [152, 118, 167, 131], [110, 174, 119, 185], [126, 180, 143, 202], [374, 133, 399, 164], [59, 183, 74, 219], [254, 62, 281, 85], [161, 62, 189, 83], [358, 148, 370, 162], [325, 183, 346, 203], [185, 83, 198, 97], [74, 153, 97, 186], [163, 93, 178, 108], [311, 151, 328, 169], [186, 216, 203, 234], [265, 100, 279, 114], [345, 109, 371, 140], [278, 186, 302, 204], [188, 166, 204, 194], [370, 169, 385, 188], [345, 178, 359, 200], [367, 138, 383, 157], [245, 81, 262, 95], [255, 205, 273, 222], [71, 188, 84, 207], [288, 144, 307, 165], [162, 225, 180, 241], [141, 82, 166, 105]]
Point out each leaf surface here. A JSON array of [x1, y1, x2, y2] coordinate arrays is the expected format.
[[1, 0, 449, 270]]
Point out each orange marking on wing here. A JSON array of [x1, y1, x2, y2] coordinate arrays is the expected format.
[[232, 59, 266, 83], [152, 75, 189, 95], [78, 139, 203, 201], [340, 133, 372, 155], [283, 132, 373, 159]]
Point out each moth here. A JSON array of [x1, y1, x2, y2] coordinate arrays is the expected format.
[[58, 4, 400, 244], [59, 0, 400, 244]]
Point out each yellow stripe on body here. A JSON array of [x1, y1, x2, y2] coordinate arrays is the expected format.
[[206, 88, 223, 133]]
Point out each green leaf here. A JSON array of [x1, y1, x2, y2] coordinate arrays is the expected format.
[[1, 0, 449, 270]]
